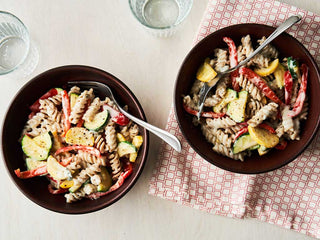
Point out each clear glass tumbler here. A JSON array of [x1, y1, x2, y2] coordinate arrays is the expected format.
[[129, 0, 193, 37], [0, 11, 30, 75]]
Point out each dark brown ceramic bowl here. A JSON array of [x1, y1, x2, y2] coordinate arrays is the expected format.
[[175, 24, 320, 174], [2, 65, 149, 214]]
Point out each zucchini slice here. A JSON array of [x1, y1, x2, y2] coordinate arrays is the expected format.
[[232, 133, 258, 154], [118, 141, 137, 157], [33, 131, 53, 150], [70, 93, 79, 109], [55, 88, 64, 93], [84, 110, 109, 131], [22, 135, 51, 161], [227, 91, 248, 123], [26, 158, 47, 171], [213, 88, 238, 113]]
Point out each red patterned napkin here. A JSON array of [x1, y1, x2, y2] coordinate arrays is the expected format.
[[149, 0, 320, 238]]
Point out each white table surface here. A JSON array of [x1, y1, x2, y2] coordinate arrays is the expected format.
[[1, 1, 320, 239]]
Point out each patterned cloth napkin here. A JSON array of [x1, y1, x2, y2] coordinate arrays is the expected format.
[[148, 0, 320, 238]]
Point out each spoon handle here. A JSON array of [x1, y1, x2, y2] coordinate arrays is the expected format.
[[236, 15, 302, 68], [120, 109, 182, 152]]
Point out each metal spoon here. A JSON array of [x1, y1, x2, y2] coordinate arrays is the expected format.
[[196, 14, 302, 119], [68, 81, 182, 152]]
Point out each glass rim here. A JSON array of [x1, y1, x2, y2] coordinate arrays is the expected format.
[[128, 0, 193, 30], [0, 10, 30, 75]]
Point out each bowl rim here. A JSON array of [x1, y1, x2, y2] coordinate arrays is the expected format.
[[174, 23, 320, 174], [1, 65, 149, 214]]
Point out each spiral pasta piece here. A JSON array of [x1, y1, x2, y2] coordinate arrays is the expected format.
[[69, 88, 93, 124], [183, 95, 198, 110], [201, 124, 217, 145], [247, 102, 278, 127], [103, 97, 118, 110], [105, 123, 117, 152], [237, 35, 254, 63], [65, 188, 86, 203], [206, 117, 237, 129], [215, 129, 232, 147], [39, 99, 62, 123], [204, 94, 222, 107], [77, 150, 107, 166], [214, 49, 229, 72], [224, 124, 244, 135], [236, 74, 264, 101], [82, 97, 101, 122], [45, 92, 62, 106], [72, 163, 101, 189], [94, 134, 107, 154], [108, 152, 122, 180], [246, 98, 265, 119], [257, 36, 279, 59], [67, 157, 89, 171], [281, 105, 294, 133], [129, 124, 139, 141], [68, 86, 81, 95]]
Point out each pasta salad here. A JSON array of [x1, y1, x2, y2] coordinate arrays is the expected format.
[[15, 86, 143, 203], [183, 35, 308, 161]]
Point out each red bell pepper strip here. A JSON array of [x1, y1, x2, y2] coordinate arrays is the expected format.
[[223, 37, 240, 91], [14, 165, 47, 179], [59, 157, 73, 167], [289, 64, 308, 117], [55, 145, 101, 157], [61, 90, 71, 136], [29, 88, 59, 113], [103, 104, 130, 126], [87, 162, 133, 200], [275, 139, 288, 150], [48, 184, 68, 194], [258, 123, 276, 134], [76, 99, 91, 127], [223, 37, 238, 67], [284, 71, 293, 105], [233, 127, 248, 142], [183, 102, 225, 118], [239, 67, 283, 105]]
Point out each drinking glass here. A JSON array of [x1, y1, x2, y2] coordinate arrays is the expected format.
[[0, 11, 38, 77], [129, 0, 193, 37]]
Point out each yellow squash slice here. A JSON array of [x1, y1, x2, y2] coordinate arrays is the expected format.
[[196, 60, 217, 82], [254, 58, 279, 77], [65, 127, 94, 146], [47, 155, 72, 181], [273, 63, 285, 89], [248, 125, 279, 148]]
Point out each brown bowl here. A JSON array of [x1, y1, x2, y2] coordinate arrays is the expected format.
[[175, 24, 320, 174], [1, 65, 149, 214]]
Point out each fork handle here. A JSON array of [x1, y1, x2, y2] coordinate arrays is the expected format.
[[236, 15, 302, 68], [120, 110, 182, 152]]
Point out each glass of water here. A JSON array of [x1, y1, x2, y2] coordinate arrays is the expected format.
[[0, 11, 31, 75], [129, 0, 193, 37]]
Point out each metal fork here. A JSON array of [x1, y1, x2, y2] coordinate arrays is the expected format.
[[196, 14, 302, 119], [68, 81, 182, 152]]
